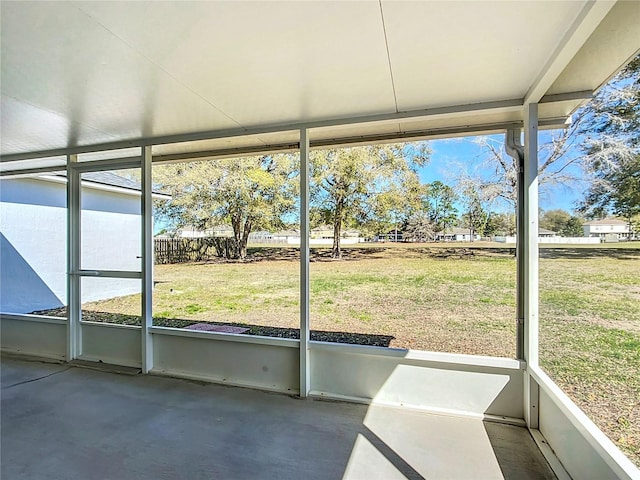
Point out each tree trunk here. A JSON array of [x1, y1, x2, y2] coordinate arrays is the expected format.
[[239, 219, 252, 260], [236, 236, 246, 260], [332, 200, 343, 259], [231, 214, 244, 260]]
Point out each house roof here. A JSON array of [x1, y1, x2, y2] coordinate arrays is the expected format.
[[45, 171, 170, 197], [81, 171, 144, 191], [538, 227, 556, 235], [1, 1, 639, 173], [583, 218, 628, 226]]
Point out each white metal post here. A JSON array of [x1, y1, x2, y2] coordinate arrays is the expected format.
[[523, 103, 540, 428], [299, 128, 311, 397], [141, 146, 154, 373], [66, 154, 81, 361]]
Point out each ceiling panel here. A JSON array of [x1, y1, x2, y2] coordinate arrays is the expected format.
[[548, 0, 640, 95], [0, 2, 240, 154], [0, 96, 119, 155], [1, 1, 636, 164], [382, 1, 587, 110], [75, 1, 397, 127]]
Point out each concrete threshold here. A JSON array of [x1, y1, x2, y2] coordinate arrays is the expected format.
[[69, 358, 142, 375]]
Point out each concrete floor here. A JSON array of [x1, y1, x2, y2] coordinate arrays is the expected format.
[[1, 355, 556, 480]]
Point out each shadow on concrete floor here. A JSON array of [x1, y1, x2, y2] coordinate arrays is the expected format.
[[2, 355, 555, 480]]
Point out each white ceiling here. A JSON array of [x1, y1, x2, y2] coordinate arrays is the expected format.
[[1, 0, 639, 167]]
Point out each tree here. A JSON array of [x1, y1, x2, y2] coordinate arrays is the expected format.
[[154, 155, 298, 259], [486, 212, 516, 236], [460, 188, 490, 239], [310, 143, 429, 258], [581, 55, 640, 149], [403, 211, 435, 242], [564, 215, 585, 237], [539, 209, 570, 235], [363, 173, 425, 241], [579, 156, 640, 233], [422, 181, 458, 233], [539, 209, 585, 237], [578, 55, 640, 228], [365, 179, 457, 242], [454, 124, 586, 212], [450, 55, 639, 241]]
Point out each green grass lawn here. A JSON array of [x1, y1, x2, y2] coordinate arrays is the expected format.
[[538, 251, 640, 465], [81, 245, 640, 466]]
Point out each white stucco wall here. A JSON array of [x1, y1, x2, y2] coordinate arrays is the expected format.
[[1, 177, 141, 314], [80, 186, 141, 272], [1, 179, 67, 313]]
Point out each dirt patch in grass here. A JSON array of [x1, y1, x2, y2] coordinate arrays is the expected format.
[[195, 245, 516, 264], [540, 247, 640, 261]]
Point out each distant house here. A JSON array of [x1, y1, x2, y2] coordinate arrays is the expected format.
[[177, 225, 234, 238], [436, 227, 481, 242], [272, 230, 300, 242], [582, 218, 630, 239], [311, 226, 334, 240], [247, 231, 274, 242], [0, 173, 169, 314], [374, 228, 407, 242], [310, 225, 360, 240], [495, 225, 600, 244], [342, 229, 361, 239]]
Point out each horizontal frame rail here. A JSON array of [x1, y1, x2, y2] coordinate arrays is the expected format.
[[1, 93, 584, 164], [70, 270, 142, 279]]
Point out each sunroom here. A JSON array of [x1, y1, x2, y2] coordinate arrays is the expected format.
[[1, 1, 639, 479]]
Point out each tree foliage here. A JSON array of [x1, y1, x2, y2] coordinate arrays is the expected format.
[[364, 173, 425, 240], [484, 212, 516, 236], [422, 181, 458, 233], [403, 212, 435, 242], [460, 188, 490, 239], [539, 209, 584, 237], [399, 180, 458, 242], [578, 55, 640, 224], [564, 216, 585, 237], [455, 124, 585, 211], [310, 143, 429, 258], [452, 55, 639, 238], [154, 155, 298, 259]]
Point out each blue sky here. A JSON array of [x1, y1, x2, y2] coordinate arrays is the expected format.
[[420, 132, 586, 215]]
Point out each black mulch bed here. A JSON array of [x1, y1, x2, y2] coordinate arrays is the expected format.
[[30, 307, 395, 347]]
